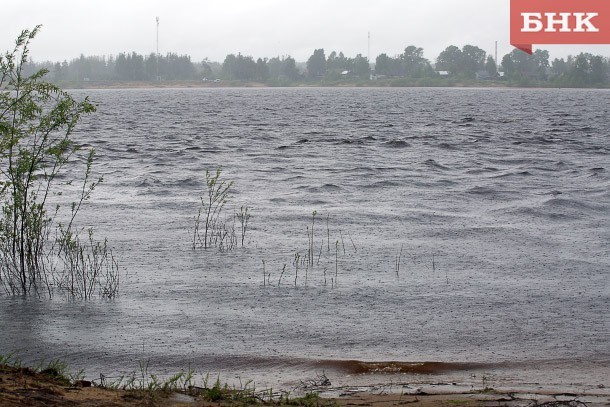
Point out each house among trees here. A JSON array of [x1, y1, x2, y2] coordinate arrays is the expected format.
[[475, 70, 492, 80]]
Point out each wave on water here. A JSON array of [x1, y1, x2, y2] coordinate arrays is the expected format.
[[438, 142, 459, 150], [589, 167, 605, 175], [465, 167, 499, 175], [453, 117, 476, 124], [175, 177, 201, 188], [466, 186, 497, 196], [335, 138, 357, 145], [384, 139, 410, 148], [136, 177, 162, 187], [361, 180, 404, 189], [317, 360, 496, 375], [501, 195, 607, 221], [543, 190, 563, 196], [491, 170, 533, 178], [423, 159, 450, 170], [541, 197, 607, 213], [283, 175, 307, 182], [306, 183, 343, 192]]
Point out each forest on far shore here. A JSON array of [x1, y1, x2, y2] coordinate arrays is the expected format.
[[22, 44, 610, 88]]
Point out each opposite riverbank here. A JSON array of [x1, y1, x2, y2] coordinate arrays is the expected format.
[[55, 78, 610, 90]]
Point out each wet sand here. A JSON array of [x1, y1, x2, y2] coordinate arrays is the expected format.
[[307, 360, 609, 407], [2, 361, 609, 407]]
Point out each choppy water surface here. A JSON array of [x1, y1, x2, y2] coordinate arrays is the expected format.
[[1, 87, 609, 389]]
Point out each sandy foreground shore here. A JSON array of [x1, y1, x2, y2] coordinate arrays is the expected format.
[[2, 363, 609, 407]]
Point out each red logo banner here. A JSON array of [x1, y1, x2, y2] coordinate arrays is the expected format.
[[510, 0, 610, 54]]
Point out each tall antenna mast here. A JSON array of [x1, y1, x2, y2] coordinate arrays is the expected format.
[[367, 32, 371, 63], [368, 32, 371, 79], [495, 40, 498, 76], [156, 17, 160, 81]]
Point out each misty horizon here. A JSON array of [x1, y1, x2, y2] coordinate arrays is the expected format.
[[3, 0, 609, 66], [23, 43, 610, 67]]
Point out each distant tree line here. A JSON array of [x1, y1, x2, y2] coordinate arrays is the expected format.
[[22, 45, 610, 87], [502, 49, 609, 86], [22, 52, 207, 82], [434, 45, 495, 78], [307, 49, 371, 79], [220, 54, 300, 83]]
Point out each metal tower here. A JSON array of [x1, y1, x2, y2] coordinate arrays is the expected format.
[[156, 17, 160, 81]]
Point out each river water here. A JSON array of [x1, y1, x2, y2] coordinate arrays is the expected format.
[[1, 87, 609, 391]]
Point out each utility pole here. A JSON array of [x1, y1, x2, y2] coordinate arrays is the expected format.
[[495, 40, 498, 76], [368, 32, 371, 80], [156, 17, 160, 81], [368, 32, 370, 63]]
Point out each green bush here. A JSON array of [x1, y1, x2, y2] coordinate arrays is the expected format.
[[0, 27, 118, 298]]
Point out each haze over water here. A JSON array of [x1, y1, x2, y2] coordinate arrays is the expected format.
[[1, 87, 609, 389]]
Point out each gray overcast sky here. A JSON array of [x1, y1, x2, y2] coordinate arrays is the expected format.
[[2, 0, 609, 64]]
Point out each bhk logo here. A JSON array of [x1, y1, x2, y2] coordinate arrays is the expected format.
[[511, 0, 610, 54]]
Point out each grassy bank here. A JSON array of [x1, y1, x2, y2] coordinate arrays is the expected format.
[[0, 360, 338, 407]]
